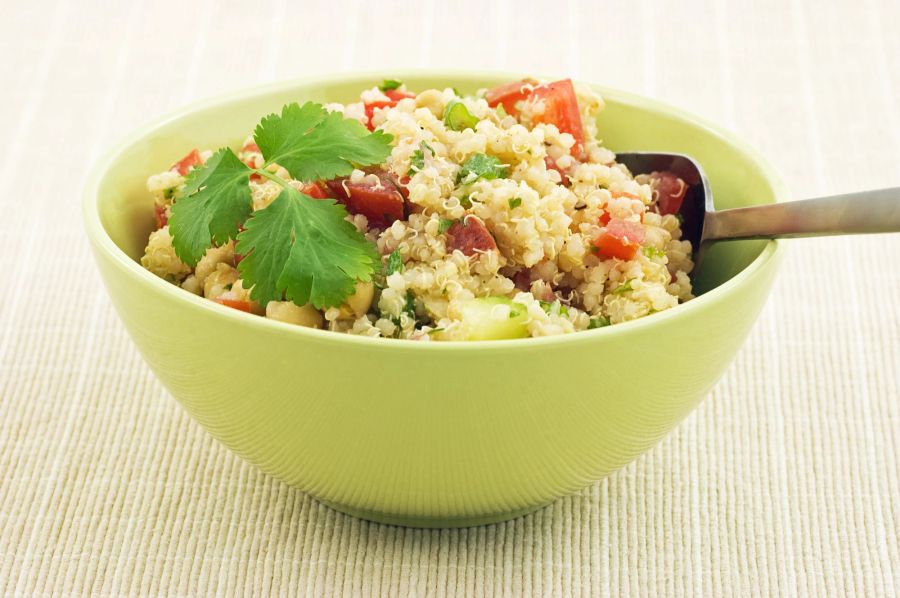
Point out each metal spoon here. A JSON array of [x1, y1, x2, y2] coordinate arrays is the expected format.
[[616, 152, 900, 277]]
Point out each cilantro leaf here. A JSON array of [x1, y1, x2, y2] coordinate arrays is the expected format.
[[611, 279, 635, 295], [588, 315, 610, 329], [438, 218, 455, 234], [642, 246, 666, 259], [456, 153, 508, 184], [385, 249, 403, 275], [508, 197, 522, 209], [168, 148, 252, 265], [407, 141, 434, 175], [236, 186, 379, 308], [379, 79, 402, 91], [539, 299, 569, 317], [254, 102, 393, 182]]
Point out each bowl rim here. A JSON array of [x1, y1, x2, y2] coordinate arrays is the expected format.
[[83, 69, 787, 352]]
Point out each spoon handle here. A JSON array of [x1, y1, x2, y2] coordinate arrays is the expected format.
[[703, 187, 900, 241]]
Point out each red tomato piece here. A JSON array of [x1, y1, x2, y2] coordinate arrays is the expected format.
[[240, 140, 263, 175], [593, 218, 645, 260], [213, 298, 253, 313], [485, 78, 539, 115], [611, 190, 640, 200], [513, 269, 532, 291], [171, 149, 202, 176], [650, 171, 689, 215], [154, 203, 168, 229], [324, 171, 405, 227], [544, 155, 576, 186], [301, 182, 330, 199], [384, 89, 416, 102], [363, 90, 416, 130], [363, 100, 394, 131], [445, 216, 497, 256], [598, 211, 611, 226], [529, 79, 585, 158]]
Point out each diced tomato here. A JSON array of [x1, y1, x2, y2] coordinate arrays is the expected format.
[[529, 79, 585, 158], [544, 155, 575, 186], [650, 171, 689, 215], [593, 218, 645, 260], [445, 216, 497, 256], [598, 211, 611, 226], [240, 140, 263, 177], [485, 78, 539, 115], [611, 190, 640, 200], [171, 149, 202, 176], [363, 101, 394, 131], [213, 298, 253, 313], [384, 89, 416, 102], [154, 203, 168, 229], [363, 89, 416, 130], [324, 170, 405, 227], [301, 182, 329, 199], [513, 269, 532, 291]]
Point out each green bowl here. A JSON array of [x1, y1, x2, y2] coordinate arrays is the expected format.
[[84, 71, 786, 527]]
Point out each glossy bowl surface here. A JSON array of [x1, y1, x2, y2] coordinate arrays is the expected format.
[[84, 71, 785, 527]]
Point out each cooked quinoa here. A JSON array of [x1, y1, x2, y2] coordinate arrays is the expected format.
[[141, 78, 694, 341]]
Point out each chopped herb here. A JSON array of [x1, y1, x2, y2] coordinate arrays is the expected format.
[[379, 79, 402, 91], [460, 195, 473, 209], [642, 246, 666, 259], [612, 280, 635, 295], [224, 283, 233, 291], [438, 218, 456, 234], [508, 197, 522, 209], [169, 101, 392, 309], [539, 300, 569, 317], [408, 152, 423, 176], [495, 103, 508, 118], [390, 291, 419, 337], [403, 290, 417, 319], [588, 316, 611, 329], [456, 153, 508, 184], [385, 250, 403, 275], [451, 87, 461, 97], [163, 187, 175, 200], [407, 140, 435, 175], [443, 99, 479, 131], [509, 310, 520, 319]]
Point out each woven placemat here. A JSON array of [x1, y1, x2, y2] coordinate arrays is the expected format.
[[1, 0, 898, 594]]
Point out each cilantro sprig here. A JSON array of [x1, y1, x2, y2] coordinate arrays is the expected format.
[[379, 79, 402, 91], [456, 153, 508, 184], [169, 101, 392, 309]]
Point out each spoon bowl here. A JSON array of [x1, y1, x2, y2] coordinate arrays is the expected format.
[[617, 152, 900, 279]]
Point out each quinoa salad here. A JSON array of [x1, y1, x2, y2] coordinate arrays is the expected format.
[[140, 78, 694, 341]]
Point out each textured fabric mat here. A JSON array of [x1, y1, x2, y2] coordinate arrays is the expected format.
[[1, 0, 898, 595]]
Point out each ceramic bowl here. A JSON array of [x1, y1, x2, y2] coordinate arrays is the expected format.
[[84, 72, 785, 527]]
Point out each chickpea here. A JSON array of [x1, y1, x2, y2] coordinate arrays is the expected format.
[[339, 280, 375, 318], [265, 301, 324, 329]]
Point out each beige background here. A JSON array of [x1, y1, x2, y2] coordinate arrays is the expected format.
[[2, 0, 899, 595]]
